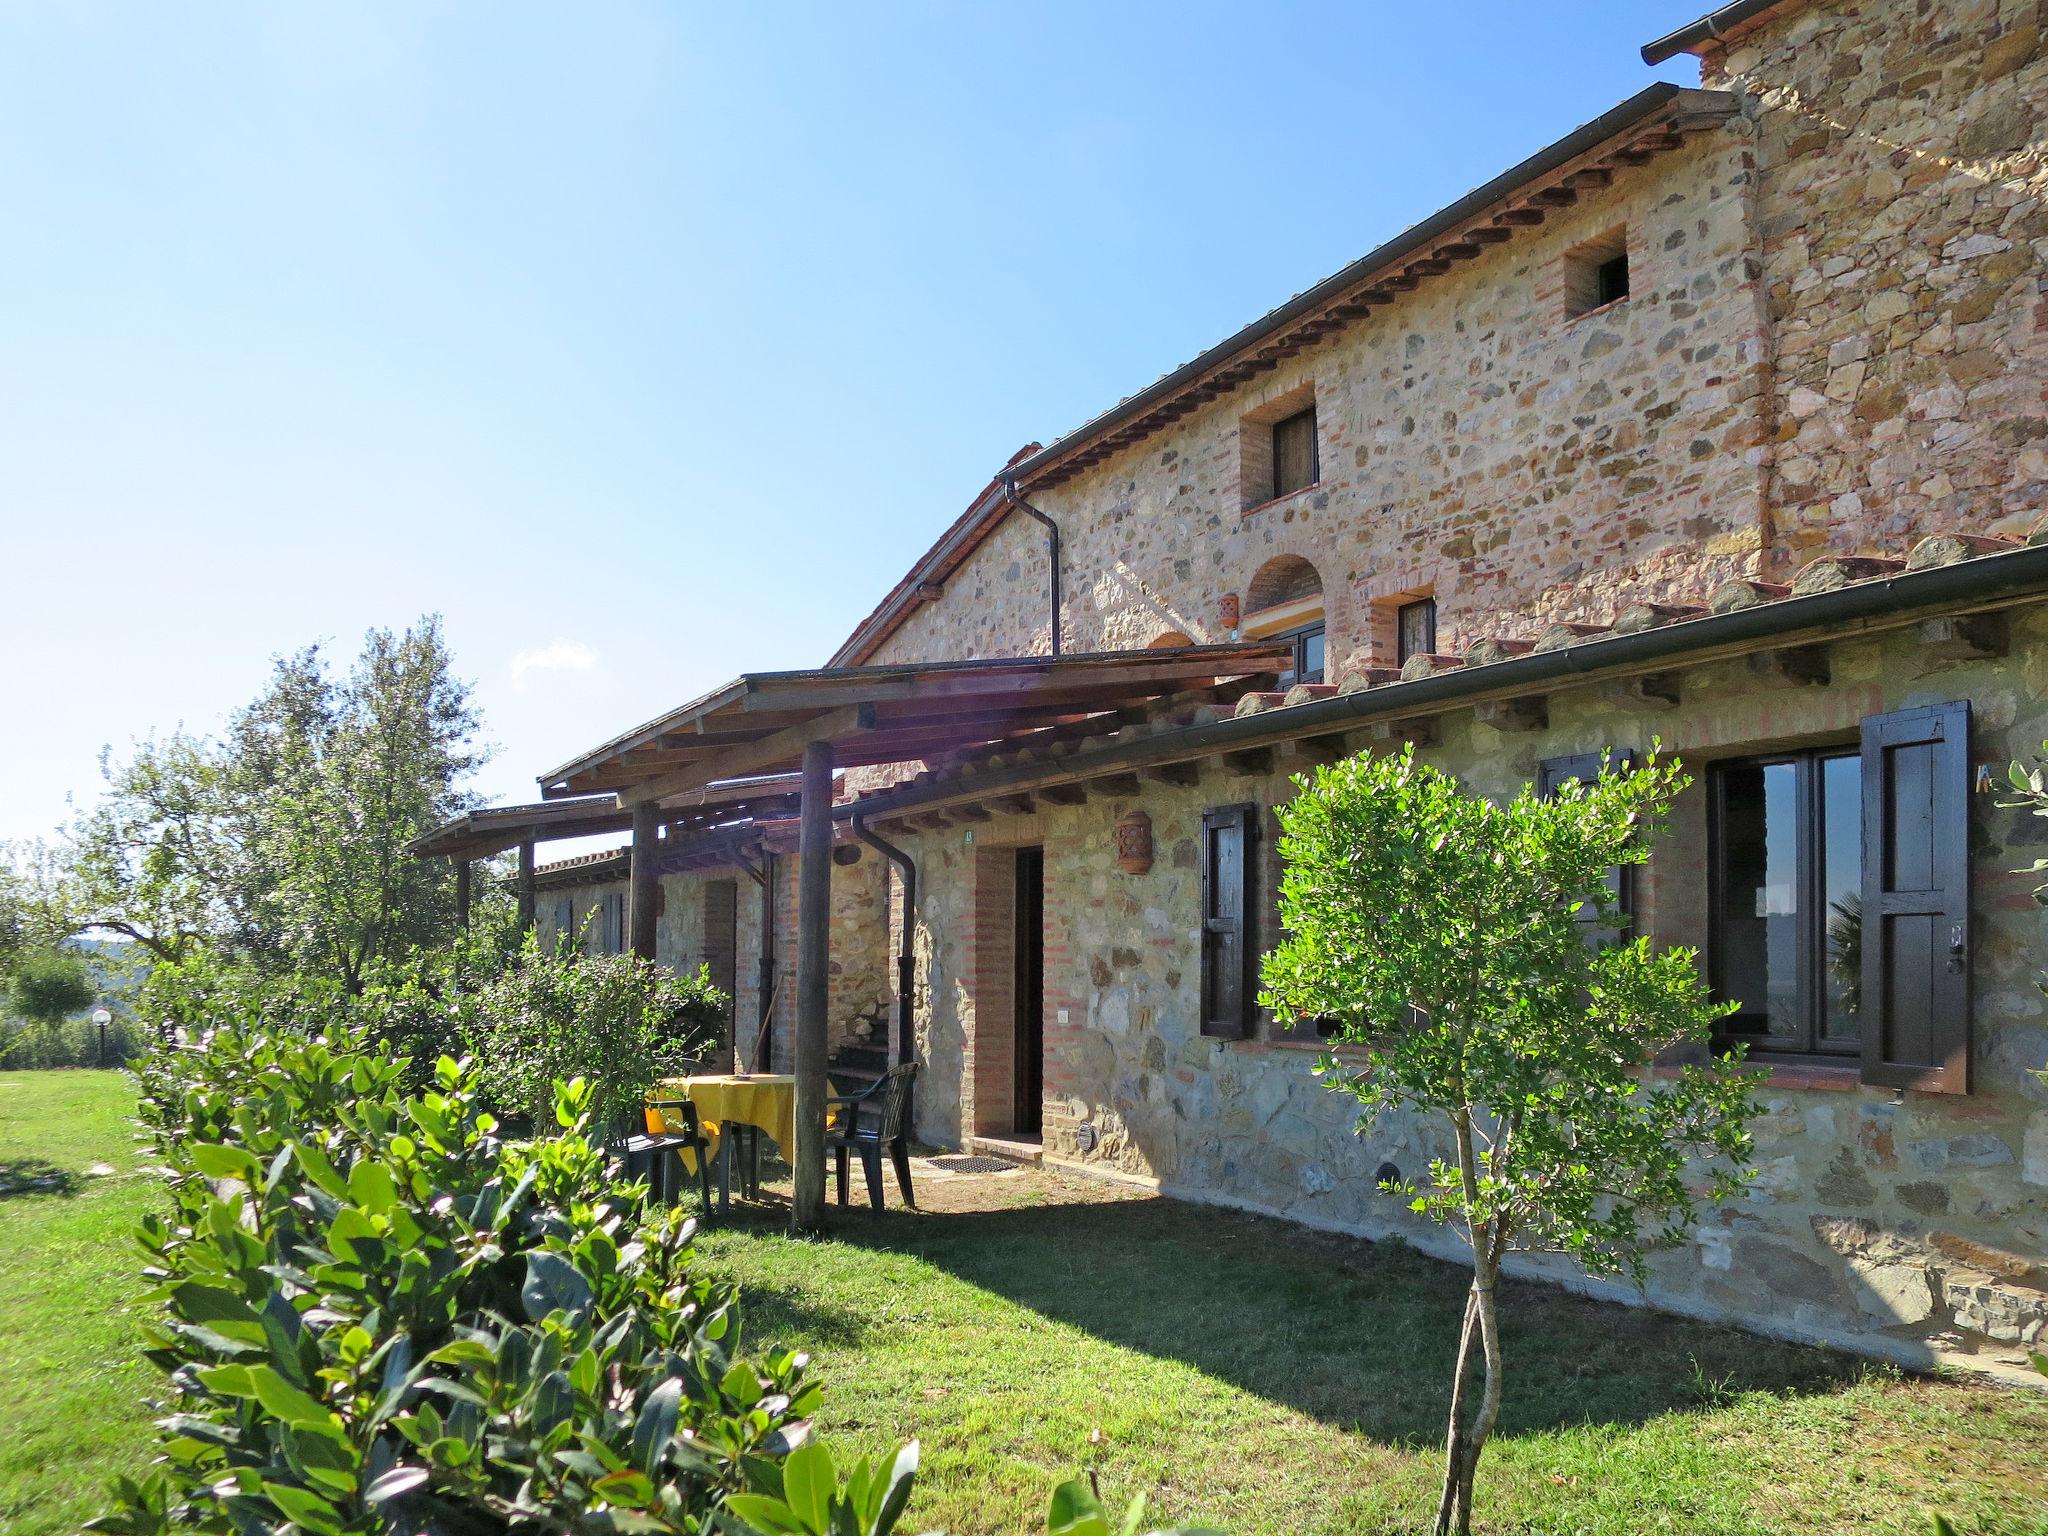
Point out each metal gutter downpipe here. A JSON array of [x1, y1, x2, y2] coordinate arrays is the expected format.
[[1001, 473, 1063, 657], [851, 811, 917, 1072]]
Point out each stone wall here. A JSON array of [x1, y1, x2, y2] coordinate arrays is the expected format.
[[898, 613, 2048, 1379], [867, 126, 1772, 675], [1702, 0, 2048, 568]]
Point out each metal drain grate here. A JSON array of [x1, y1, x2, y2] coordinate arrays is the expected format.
[[927, 1155, 1020, 1174]]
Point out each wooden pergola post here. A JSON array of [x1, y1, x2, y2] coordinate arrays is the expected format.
[[791, 739, 834, 1234], [629, 802, 660, 962], [454, 860, 472, 930], [516, 839, 537, 933]]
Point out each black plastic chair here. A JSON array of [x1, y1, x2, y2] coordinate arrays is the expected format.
[[618, 1098, 713, 1213], [825, 1062, 919, 1212]]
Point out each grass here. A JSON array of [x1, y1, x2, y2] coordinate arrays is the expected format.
[[2, 1070, 2043, 1536], [695, 1174, 2048, 1536], [0, 1070, 160, 1536]]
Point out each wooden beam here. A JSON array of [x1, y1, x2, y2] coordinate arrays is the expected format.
[[792, 740, 834, 1235], [1628, 672, 1683, 709], [629, 802, 660, 961], [624, 704, 871, 806], [1918, 614, 2007, 659], [1087, 772, 1142, 797], [1747, 646, 1830, 688], [1279, 734, 1350, 770], [516, 841, 536, 932], [1364, 717, 1439, 748], [454, 860, 472, 930], [1474, 697, 1548, 733]]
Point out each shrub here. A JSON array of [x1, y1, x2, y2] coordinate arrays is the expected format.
[[467, 935, 726, 1131], [95, 1020, 890, 1536]]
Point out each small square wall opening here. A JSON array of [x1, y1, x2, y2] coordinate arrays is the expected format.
[[1239, 382, 1319, 510], [1563, 228, 1630, 319]]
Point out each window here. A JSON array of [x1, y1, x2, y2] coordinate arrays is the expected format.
[[551, 897, 572, 946], [1596, 252, 1631, 306], [1396, 597, 1437, 665], [1274, 624, 1326, 689], [1707, 701, 1971, 1090], [1271, 406, 1319, 499], [1540, 750, 1635, 936], [1200, 804, 1256, 1039], [1564, 228, 1630, 319], [599, 890, 627, 955], [1711, 750, 1864, 1060]]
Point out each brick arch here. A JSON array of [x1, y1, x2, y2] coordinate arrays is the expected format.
[[1245, 554, 1323, 616]]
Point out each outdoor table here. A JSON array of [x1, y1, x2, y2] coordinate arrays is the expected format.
[[651, 1073, 797, 1212]]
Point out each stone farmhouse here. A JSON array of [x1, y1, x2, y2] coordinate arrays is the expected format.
[[416, 0, 2048, 1380]]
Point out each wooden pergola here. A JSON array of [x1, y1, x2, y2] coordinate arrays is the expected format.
[[537, 645, 1290, 1230], [407, 777, 804, 929]]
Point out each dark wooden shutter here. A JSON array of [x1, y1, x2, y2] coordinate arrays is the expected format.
[[552, 898, 572, 946], [1201, 804, 1255, 1039], [602, 891, 626, 955], [1539, 749, 1636, 929], [1860, 701, 1971, 1093]]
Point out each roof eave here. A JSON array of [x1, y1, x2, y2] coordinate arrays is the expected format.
[[1008, 83, 1737, 492], [845, 544, 2048, 822], [1641, 0, 1814, 64]]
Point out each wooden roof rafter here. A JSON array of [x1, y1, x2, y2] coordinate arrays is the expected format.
[[539, 645, 1295, 809]]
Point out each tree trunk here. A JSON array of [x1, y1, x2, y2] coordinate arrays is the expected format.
[[1435, 1102, 1508, 1536], [1433, 1286, 1481, 1536], [1445, 1259, 1505, 1535]]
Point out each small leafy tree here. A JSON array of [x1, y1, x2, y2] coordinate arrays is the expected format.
[[1260, 747, 1760, 1536]]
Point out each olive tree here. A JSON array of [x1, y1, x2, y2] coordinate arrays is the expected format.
[[1260, 747, 1760, 1536]]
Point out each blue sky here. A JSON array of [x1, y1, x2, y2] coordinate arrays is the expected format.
[[0, 2, 1706, 844]]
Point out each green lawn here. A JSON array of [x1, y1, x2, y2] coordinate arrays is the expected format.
[[4, 1071, 2044, 1536], [0, 1070, 160, 1536], [696, 1178, 2048, 1536]]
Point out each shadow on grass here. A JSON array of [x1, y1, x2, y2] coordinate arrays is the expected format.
[[722, 1191, 1872, 1449], [0, 1158, 83, 1200]]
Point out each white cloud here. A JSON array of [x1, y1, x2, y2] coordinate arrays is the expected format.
[[510, 639, 600, 688]]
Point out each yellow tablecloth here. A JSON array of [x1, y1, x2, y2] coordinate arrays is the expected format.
[[649, 1074, 796, 1174]]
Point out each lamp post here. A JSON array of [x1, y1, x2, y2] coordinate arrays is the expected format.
[[92, 1007, 112, 1068]]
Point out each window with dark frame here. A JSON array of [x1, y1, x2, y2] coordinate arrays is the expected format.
[[1396, 597, 1437, 665], [1271, 406, 1319, 499], [1540, 750, 1635, 939], [1710, 749, 1864, 1060], [1200, 804, 1256, 1039], [1273, 623, 1326, 689], [1705, 703, 1973, 1089]]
